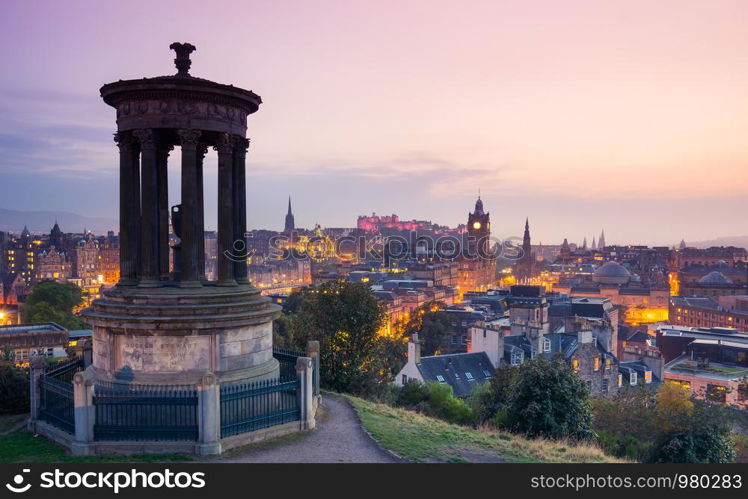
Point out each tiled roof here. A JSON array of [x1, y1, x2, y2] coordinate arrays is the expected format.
[[417, 352, 495, 397]]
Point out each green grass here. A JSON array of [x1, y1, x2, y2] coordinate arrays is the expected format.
[[343, 394, 624, 463], [0, 429, 192, 463]]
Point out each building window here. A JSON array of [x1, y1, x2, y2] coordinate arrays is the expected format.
[[465, 372, 474, 380], [644, 371, 652, 383], [436, 375, 445, 383], [618, 374, 623, 387], [482, 370, 492, 378], [630, 372, 637, 385], [602, 378, 609, 393], [605, 358, 611, 370], [401, 375, 408, 385], [511, 352, 523, 366], [543, 338, 551, 352], [572, 359, 579, 373], [593, 357, 600, 372], [707, 384, 727, 403]]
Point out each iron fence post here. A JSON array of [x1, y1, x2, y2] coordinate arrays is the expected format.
[[295, 356, 315, 430], [197, 372, 221, 456], [71, 368, 95, 456]]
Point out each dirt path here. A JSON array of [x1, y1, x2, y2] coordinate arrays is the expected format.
[[216, 395, 400, 463]]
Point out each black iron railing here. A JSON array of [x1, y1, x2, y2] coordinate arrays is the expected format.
[[273, 348, 303, 380], [220, 377, 300, 438], [38, 375, 75, 434], [46, 356, 84, 383], [92, 382, 199, 441]]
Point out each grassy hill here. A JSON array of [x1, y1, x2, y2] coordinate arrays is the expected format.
[[344, 395, 624, 463]]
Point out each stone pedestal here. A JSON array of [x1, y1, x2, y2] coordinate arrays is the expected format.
[[82, 283, 281, 385]]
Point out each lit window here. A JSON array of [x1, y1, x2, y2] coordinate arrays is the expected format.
[[645, 371, 652, 383], [572, 359, 579, 372], [594, 357, 600, 371], [511, 351, 523, 366]]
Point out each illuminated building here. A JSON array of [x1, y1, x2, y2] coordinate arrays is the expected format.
[[98, 232, 120, 285], [672, 246, 747, 268], [658, 325, 748, 409], [357, 213, 444, 233], [678, 263, 747, 297], [0, 323, 68, 366], [456, 196, 497, 296], [34, 246, 71, 283], [670, 295, 748, 330], [553, 261, 669, 325], [4, 226, 39, 286]]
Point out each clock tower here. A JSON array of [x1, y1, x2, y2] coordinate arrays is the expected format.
[[466, 196, 490, 257]]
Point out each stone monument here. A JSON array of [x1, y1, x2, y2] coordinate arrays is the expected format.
[[83, 42, 280, 387]]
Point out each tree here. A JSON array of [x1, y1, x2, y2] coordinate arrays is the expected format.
[[506, 355, 594, 440], [24, 281, 86, 330], [650, 400, 735, 463], [469, 364, 521, 426], [400, 301, 450, 355], [592, 383, 737, 462], [283, 280, 389, 394]]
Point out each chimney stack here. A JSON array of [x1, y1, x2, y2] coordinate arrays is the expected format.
[[408, 333, 422, 364]]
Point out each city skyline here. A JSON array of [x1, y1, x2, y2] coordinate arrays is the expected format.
[[1, 0, 747, 246]]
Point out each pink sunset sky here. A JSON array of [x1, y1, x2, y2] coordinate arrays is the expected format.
[[0, 0, 746, 246]]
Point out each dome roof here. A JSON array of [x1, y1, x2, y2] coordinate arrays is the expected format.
[[592, 261, 631, 284], [594, 261, 631, 278], [698, 271, 732, 285]]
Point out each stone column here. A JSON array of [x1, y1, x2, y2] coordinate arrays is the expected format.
[[306, 340, 321, 401], [215, 133, 237, 286], [196, 143, 208, 281], [114, 132, 140, 285], [134, 129, 160, 286], [296, 357, 315, 431], [27, 356, 45, 430], [177, 129, 203, 287], [232, 137, 249, 284], [197, 373, 221, 456], [70, 369, 95, 456], [157, 144, 173, 281]]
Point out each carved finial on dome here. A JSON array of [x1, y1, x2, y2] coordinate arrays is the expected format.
[[169, 42, 196, 76]]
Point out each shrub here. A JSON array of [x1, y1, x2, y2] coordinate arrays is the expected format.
[[0, 364, 29, 414], [394, 380, 474, 426]]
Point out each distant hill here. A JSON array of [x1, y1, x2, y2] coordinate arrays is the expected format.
[[0, 208, 117, 234], [685, 236, 748, 250]]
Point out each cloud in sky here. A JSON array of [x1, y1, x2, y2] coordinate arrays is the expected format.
[[0, 0, 746, 245]]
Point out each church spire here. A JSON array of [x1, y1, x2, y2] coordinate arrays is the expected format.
[[284, 196, 295, 232]]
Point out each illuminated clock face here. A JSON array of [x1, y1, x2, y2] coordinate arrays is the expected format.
[[472, 221, 482, 230]]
